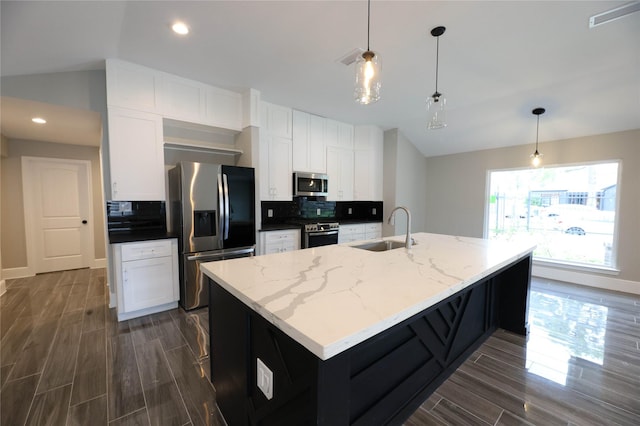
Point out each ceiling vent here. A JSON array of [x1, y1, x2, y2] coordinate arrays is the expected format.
[[589, 1, 640, 28], [337, 48, 365, 66]]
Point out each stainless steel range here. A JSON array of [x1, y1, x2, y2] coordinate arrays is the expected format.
[[302, 222, 339, 248]]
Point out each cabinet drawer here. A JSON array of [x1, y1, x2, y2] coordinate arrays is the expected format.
[[340, 223, 364, 235], [339, 224, 365, 235], [121, 239, 173, 261], [365, 223, 382, 233], [264, 230, 299, 243]]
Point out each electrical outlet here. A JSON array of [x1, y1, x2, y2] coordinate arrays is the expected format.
[[348, 208, 352, 215], [267, 209, 273, 218], [256, 358, 273, 400], [316, 208, 321, 216], [372, 208, 377, 215]]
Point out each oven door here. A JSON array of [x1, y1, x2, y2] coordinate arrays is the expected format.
[[305, 230, 339, 248]]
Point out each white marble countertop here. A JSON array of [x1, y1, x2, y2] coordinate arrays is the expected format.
[[201, 232, 535, 360]]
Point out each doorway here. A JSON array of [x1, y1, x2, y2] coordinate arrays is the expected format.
[[22, 157, 94, 273]]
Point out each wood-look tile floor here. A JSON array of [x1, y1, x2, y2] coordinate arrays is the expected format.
[[404, 278, 640, 426], [1, 269, 639, 425], [0, 268, 223, 426]]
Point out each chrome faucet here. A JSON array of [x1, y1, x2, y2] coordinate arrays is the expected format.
[[388, 206, 412, 249]]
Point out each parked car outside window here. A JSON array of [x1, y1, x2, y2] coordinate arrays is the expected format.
[[543, 205, 614, 236]]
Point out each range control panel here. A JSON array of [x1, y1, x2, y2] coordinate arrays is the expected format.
[[304, 222, 339, 232]]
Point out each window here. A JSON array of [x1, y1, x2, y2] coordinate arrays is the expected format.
[[486, 162, 619, 269]]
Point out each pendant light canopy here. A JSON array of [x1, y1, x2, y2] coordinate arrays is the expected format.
[[354, 0, 381, 105], [427, 26, 446, 129], [530, 107, 546, 167]]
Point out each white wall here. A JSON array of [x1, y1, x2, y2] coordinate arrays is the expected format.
[[424, 129, 640, 286], [1, 139, 106, 269], [1, 70, 109, 280], [0, 135, 6, 295], [382, 129, 428, 237]]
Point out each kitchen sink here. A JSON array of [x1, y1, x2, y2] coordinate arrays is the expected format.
[[351, 240, 406, 252]]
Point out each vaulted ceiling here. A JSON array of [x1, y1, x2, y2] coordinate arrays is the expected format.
[[2, 1, 639, 157]]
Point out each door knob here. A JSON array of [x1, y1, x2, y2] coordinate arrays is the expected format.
[[82, 220, 88, 224]]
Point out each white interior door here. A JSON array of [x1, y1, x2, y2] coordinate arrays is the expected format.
[[23, 157, 93, 273]]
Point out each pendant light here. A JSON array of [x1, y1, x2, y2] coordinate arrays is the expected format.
[[530, 107, 545, 167], [427, 26, 446, 129], [354, 0, 381, 105]]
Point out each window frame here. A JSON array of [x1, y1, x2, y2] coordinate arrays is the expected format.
[[483, 159, 622, 272]]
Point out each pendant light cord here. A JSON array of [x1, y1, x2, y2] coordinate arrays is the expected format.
[[367, 0, 371, 51], [435, 35, 440, 93], [536, 115, 540, 150]]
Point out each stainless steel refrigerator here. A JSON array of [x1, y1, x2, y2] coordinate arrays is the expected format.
[[168, 161, 256, 310]]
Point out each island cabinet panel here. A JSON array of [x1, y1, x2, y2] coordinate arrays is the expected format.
[[209, 254, 531, 425]]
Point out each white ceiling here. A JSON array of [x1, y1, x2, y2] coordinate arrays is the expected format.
[[1, 97, 102, 147], [1, 1, 639, 157]]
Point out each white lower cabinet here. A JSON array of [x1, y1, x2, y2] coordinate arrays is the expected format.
[[365, 222, 383, 240], [339, 222, 382, 244], [259, 229, 300, 255], [112, 239, 179, 321]]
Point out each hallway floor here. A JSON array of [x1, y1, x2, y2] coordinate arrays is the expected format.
[[1, 269, 639, 425]]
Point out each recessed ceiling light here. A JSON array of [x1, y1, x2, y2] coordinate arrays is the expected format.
[[172, 21, 189, 35], [32, 117, 46, 124]]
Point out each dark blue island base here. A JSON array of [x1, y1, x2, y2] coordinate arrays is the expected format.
[[209, 255, 531, 425]]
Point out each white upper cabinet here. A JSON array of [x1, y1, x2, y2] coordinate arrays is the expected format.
[[259, 132, 293, 201], [325, 119, 354, 149], [338, 121, 355, 149], [292, 110, 326, 173], [108, 107, 165, 201], [354, 125, 384, 201], [259, 101, 293, 201], [159, 74, 207, 123], [262, 102, 293, 139], [326, 146, 354, 201], [106, 59, 160, 113], [107, 59, 243, 131], [205, 86, 243, 131], [160, 74, 242, 130]]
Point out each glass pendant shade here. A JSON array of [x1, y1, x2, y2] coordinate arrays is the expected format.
[[427, 26, 447, 129], [354, 51, 381, 105], [530, 150, 543, 167], [530, 107, 545, 167], [426, 93, 447, 129]]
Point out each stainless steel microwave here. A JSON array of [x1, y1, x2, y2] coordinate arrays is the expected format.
[[293, 172, 329, 197]]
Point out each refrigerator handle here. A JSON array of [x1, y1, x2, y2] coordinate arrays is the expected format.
[[223, 173, 230, 240], [217, 172, 225, 243]]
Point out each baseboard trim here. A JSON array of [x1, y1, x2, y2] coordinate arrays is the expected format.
[[1, 267, 34, 280], [117, 301, 178, 322], [92, 258, 107, 269], [533, 264, 640, 295], [0, 280, 6, 297]]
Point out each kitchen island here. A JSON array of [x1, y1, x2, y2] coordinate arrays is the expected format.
[[202, 232, 535, 425]]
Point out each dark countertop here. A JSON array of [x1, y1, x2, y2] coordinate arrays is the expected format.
[[259, 224, 302, 232], [260, 220, 382, 232], [336, 219, 383, 224], [109, 232, 178, 244]]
